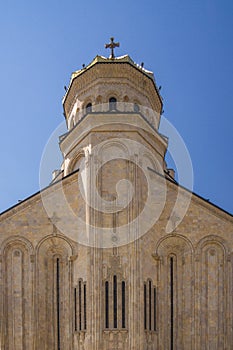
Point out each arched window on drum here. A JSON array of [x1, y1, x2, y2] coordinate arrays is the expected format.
[[109, 97, 117, 111], [85, 103, 92, 114]]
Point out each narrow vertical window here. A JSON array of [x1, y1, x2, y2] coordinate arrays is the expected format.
[[56, 258, 61, 350], [86, 103, 92, 113], [149, 280, 152, 330], [84, 284, 87, 330], [153, 287, 156, 331], [144, 283, 147, 330], [105, 281, 109, 328], [74, 288, 77, 331], [113, 275, 118, 328], [170, 257, 174, 350], [79, 280, 82, 331], [134, 103, 140, 112], [122, 281, 126, 328], [109, 97, 117, 111]]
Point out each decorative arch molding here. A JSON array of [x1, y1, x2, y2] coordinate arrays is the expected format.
[[155, 234, 194, 350], [1, 235, 35, 349], [67, 150, 85, 174], [36, 233, 75, 256], [35, 234, 75, 349], [195, 234, 229, 258], [95, 94, 103, 104], [1, 235, 34, 256], [82, 96, 95, 111], [98, 139, 130, 161], [105, 91, 121, 104], [155, 233, 194, 257], [195, 234, 229, 349]]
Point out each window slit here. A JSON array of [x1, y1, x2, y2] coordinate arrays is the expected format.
[[149, 280, 152, 330], [105, 281, 109, 328], [154, 287, 156, 331], [144, 283, 147, 330], [84, 284, 87, 330], [113, 275, 117, 328], [122, 281, 126, 328], [170, 257, 174, 350], [74, 288, 77, 331], [56, 258, 61, 350], [79, 280, 82, 331]]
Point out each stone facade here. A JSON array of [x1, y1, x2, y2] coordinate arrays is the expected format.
[[0, 54, 232, 350]]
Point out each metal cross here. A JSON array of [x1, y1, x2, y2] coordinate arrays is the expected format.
[[105, 37, 120, 59]]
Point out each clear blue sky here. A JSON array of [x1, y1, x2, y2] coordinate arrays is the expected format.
[[0, 0, 232, 214]]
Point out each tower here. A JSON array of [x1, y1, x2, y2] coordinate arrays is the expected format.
[[55, 46, 168, 349], [60, 53, 165, 178]]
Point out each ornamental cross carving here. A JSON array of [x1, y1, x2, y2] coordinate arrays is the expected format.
[[105, 37, 120, 59]]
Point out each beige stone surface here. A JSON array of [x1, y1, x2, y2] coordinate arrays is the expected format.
[[0, 54, 232, 349]]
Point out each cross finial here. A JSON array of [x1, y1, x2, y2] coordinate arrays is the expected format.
[[105, 37, 120, 59]]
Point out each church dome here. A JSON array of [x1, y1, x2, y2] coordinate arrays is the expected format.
[[62, 54, 163, 131]]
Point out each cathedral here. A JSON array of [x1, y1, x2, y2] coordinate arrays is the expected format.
[[0, 39, 233, 350]]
